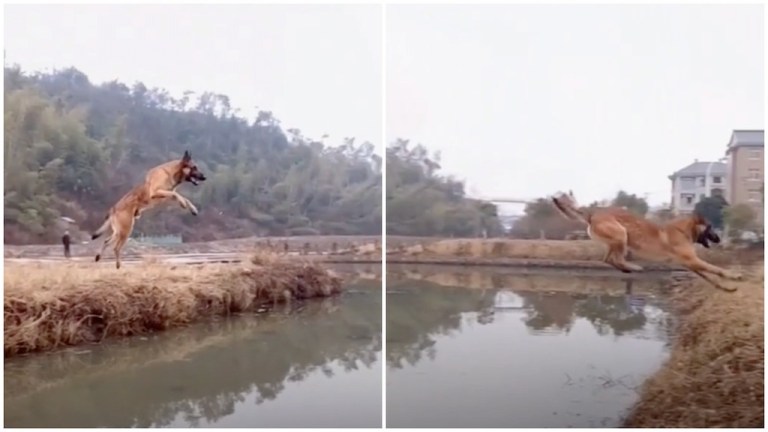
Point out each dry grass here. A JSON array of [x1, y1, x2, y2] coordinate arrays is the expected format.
[[4, 253, 342, 357], [424, 239, 606, 260], [387, 264, 666, 295], [624, 262, 764, 428]]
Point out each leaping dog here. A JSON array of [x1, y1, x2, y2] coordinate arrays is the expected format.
[[551, 192, 741, 292], [91, 150, 206, 269]]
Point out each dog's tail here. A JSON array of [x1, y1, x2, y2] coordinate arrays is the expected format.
[[551, 193, 591, 225], [91, 214, 111, 240]]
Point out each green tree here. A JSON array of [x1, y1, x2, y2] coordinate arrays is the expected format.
[[386, 139, 503, 237], [509, 197, 582, 239], [649, 205, 675, 223], [611, 190, 649, 216], [724, 204, 757, 237], [693, 195, 728, 229], [4, 65, 382, 243]]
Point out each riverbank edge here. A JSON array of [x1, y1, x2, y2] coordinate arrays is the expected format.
[[4, 256, 343, 357], [623, 262, 764, 428], [385, 255, 684, 271]]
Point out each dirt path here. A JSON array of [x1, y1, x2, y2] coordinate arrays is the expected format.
[[5, 235, 381, 258], [624, 262, 764, 428]]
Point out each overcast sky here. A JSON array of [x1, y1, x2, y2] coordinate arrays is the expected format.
[[5, 4, 382, 150], [387, 4, 764, 209]]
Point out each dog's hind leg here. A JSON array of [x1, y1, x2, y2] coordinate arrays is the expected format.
[[604, 245, 639, 273], [113, 234, 130, 269], [95, 235, 114, 262], [112, 217, 136, 269], [594, 222, 643, 273]]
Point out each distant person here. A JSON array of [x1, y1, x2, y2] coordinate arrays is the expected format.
[[62, 230, 71, 259]]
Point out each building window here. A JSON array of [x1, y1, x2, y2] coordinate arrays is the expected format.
[[681, 194, 694, 206], [750, 150, 762, 160], [680, 176, 695, 190], [749, 192, 760, 202], [711, 188, 724, 197], [748, 168, 761, 181], [712, 176, 722, 184], [698, 177, 706, 187]]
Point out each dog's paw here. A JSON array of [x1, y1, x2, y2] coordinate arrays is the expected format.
[[95, 254, 101, 262], [726, 271, 744, 281], [189, 205, 199, 216], [719, 284, 738, 292]]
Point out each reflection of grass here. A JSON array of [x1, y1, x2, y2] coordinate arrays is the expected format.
[[388, 264, 668, 294], [5, 291, 381, 428], [4, 309, 297, 400], [4, 254, 342, 356], [625, 263, 764, 428]]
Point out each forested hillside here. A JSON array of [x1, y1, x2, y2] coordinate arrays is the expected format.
[[386, 139, 503, 237], [4, 66, 381, 244]]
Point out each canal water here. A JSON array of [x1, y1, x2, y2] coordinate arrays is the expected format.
[[4, 279, 381, 428], [386, 265, 674, 428]]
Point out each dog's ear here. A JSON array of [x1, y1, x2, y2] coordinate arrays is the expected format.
[[182, 150, 191, 163]]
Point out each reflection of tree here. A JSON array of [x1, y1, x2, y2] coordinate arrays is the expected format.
[[516, 292, 578, 333], [386, 275, 672, 370], [4, 282, 381, 428], [518, 279, 661, 336], [574, 295, 647, 336], [386, 280, 496, 368]]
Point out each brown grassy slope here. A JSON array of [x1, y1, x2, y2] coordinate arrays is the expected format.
[[422, 239, 733, 261], [624, 262, 764, 428], [387, 239, 759, 271], [4, 254, 342, 357]]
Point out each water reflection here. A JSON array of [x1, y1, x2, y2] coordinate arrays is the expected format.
[[386, 268, 673, 428], [5, 281, 381, 428]]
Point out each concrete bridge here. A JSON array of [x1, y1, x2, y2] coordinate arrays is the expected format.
[[471, 196, 536, 204]]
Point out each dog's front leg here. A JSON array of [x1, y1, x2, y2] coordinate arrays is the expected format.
[[151, 190, 198, 216]]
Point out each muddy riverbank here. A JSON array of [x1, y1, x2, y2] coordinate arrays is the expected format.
[[4, 254, 344, 357]]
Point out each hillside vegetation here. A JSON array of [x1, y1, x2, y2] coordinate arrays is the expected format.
[[4, 66, 381, 244], [386, 139, 503, 237]]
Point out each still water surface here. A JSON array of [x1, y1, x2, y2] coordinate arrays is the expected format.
[[5, 279, 381, 428], [386, 265, 674, 428]]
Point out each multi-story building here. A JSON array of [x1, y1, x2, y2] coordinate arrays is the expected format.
[[669, 160, 727, 215], [725, 129, 764, 224]]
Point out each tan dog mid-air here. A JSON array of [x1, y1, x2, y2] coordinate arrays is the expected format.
[[551, 192, 742, 291], [91, 150, 206, 269]]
